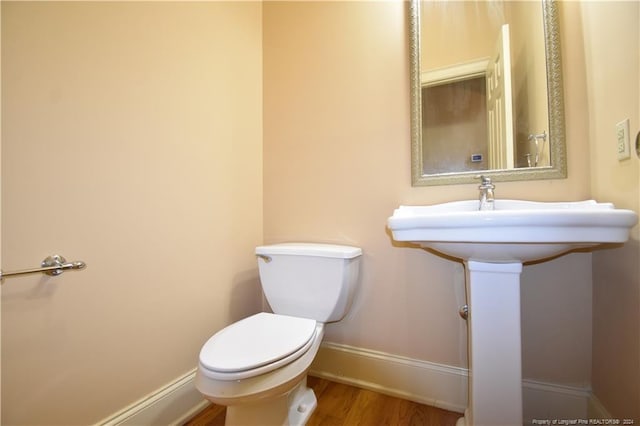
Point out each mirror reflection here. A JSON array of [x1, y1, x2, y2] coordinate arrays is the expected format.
[[411, 0, 567, 186]]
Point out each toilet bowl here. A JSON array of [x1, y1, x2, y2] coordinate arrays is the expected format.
[[195, 315, 324, 426], [195, 243, 362, 426]]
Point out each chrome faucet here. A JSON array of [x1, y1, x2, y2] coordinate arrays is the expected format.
[[478, 175, 495, 211]]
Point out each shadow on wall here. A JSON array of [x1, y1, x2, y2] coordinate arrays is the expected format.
[[229, 268, 263, 322], [592, 237, 640, 420]]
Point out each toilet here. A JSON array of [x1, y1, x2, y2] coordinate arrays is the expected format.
[[195, 242, 362, 426]]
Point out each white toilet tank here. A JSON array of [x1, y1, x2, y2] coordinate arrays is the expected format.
[[255, 243, 362, 323]]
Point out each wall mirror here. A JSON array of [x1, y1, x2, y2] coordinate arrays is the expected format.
[[410, 0, 567, 186]]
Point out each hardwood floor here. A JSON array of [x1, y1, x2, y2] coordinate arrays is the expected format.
[[184, 376, 461, 426]]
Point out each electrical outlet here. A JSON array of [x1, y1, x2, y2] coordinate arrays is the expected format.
[[616, 119, 630, 160]]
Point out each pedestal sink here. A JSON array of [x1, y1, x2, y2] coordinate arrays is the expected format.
[[387, 199, 638, 426]]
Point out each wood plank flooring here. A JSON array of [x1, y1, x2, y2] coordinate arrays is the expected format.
[[184, 376, 461, 426]]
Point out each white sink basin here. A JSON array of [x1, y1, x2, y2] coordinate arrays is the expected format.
[[388, 199, 638, 263]]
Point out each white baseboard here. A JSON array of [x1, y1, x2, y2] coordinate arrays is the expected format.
[[96, 368, 208, 426], [588, 393, 613, 419], [309, 341, 468, 413], [95, 344, 612, 426], [310, 342, 595, 421], [522, 379, 591, 423]]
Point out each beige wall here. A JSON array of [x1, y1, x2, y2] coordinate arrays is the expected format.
[[508, 1, 550, 167], [421, 1, 504, 71], [0, 3, 3, 421], [579, 0, 640, 419], [1, 2, 263, 424], [263, 0, 593, 390]]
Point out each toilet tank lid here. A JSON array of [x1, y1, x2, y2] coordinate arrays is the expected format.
[[256, 243, 362, 259]]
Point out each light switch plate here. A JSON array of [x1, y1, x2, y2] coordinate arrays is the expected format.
[[616, 119, 630, 160]]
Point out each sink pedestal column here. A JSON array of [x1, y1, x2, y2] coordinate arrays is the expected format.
[[459, 260, 523, 426]]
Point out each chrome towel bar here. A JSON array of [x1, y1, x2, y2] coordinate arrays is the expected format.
[[0, 255, 86, 283]]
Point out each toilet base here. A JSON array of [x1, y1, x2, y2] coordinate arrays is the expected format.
[[287, 378, 317, 426], [225, 377, 317, 426]]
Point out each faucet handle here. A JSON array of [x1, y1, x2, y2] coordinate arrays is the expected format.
[[477, 175, 494, 188]]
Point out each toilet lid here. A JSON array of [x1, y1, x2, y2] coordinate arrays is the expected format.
[[199, 312, 317, 377]]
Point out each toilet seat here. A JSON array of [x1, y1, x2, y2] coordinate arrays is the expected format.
[[199, 312, 317, 381]]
